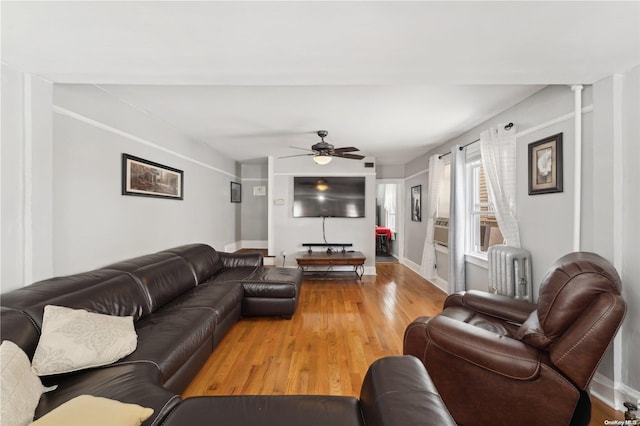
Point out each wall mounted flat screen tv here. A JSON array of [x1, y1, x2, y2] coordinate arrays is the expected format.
[[293, 176, 365, 218]]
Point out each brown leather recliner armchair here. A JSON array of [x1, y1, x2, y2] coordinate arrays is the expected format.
[[403, 252, 626, 426]]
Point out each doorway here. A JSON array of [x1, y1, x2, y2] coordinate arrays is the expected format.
[[375, 180, 403, 263]]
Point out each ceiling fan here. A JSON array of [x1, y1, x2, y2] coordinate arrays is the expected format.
[[279, 130, 365, 165]]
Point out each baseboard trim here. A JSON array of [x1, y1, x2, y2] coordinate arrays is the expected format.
[[223, 242, 239, 253], [403, 258, 422, 275], [224, 240, 268, 253], [591, 372, 616, 408], [401, 258, 448, 293], [591, 372, 640, 412], [240, 240, 268, 249], [430, 276, 448, 293]]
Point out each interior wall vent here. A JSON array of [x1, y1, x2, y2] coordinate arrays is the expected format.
[[364, 162, 374, 168]]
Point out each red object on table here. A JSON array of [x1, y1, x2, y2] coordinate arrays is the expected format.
[[376, 227, 392, 239]]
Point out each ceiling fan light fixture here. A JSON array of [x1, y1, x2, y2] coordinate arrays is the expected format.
[[313, 154, 332, 165]]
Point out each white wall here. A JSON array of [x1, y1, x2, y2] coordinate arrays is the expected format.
[[1, 65, 54, 291], [408, 86, 590, 291], [271, 156, 376, 273], [375, 164, 404, 179], [50, 85, 241, 276], [616, 66, 640, 406], [403, 166, 428, 268], [0, 76, 242, 293], [619, 66, 640, 400], [240, 162, 268, 245]]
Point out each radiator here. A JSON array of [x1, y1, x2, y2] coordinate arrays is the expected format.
[[487, 245, 533, 302]]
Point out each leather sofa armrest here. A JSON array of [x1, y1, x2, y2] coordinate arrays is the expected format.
[[427, 315, 541, 380], [403, 316, 432, 360], [359, 356, 456, 426], [442, 291, 465, 309], [219, 252, 263, 268], [462, 290, 537, 324], [0, 307, 40, 358]]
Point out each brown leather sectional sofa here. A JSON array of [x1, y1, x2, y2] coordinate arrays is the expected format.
[[1, 243, 456, 426]]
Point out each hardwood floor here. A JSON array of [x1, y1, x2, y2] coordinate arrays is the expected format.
[[234, 248, 269, 256], [592, 397, 625, 424], [182, 262, 622, 424]]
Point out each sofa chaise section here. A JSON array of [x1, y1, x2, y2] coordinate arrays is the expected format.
[[165, 243, 303, 318]]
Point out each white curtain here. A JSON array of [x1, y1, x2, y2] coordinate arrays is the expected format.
[[421, 155, 444, 278], [383, 184, 396, 216], [448, 145, 466, 293], [480, 125, 521, 248]]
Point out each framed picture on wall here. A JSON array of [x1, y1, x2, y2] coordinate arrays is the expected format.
[[122, 154, 183, 200], [230, 182, 241, 203], [528, 133, 563, 195], [411, 185, 422, 222]]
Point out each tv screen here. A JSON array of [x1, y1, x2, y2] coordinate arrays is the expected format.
[[293, 176, 365, 218]]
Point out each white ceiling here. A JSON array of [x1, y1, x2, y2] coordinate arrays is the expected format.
[[3, 1, 638, 165]]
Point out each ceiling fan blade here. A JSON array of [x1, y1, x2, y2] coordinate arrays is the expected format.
[[333, 147, 360, 153], [289, 146, 314, 152], [334, 153, 365, 160], [278, 153, 314, 159]]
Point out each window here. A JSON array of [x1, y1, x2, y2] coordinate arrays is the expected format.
[[385, 209, 396, 233], [467, 157, 504, 256], [437, 163, 451, 218], [383, 184, 396, 233]]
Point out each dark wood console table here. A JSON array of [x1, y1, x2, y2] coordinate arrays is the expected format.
[[296, 251, 366, 280]]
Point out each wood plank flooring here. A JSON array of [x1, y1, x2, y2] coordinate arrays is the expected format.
[[182, 262, 622, 424], [183, 263, 444, 397]]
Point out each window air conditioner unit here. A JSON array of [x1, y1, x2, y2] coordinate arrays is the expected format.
[[433, 217, 449, 247]]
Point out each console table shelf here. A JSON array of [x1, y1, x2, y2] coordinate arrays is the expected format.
[[296, 251, 366, 280], [301, 243, 353, 254]]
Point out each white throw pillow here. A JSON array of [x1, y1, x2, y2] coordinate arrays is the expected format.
[[0, 340, 44, 426], [31, 305, 137, 376], [28, 395, 153, 426]]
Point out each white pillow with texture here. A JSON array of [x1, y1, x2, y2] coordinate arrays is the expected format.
[[0, 340, 44, 426], [31, 305, 137, 376]]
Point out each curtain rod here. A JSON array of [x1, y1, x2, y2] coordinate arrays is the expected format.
[[438, 122, 513, 159]]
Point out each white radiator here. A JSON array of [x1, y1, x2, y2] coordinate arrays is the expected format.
[[487, 245, 533, 302]]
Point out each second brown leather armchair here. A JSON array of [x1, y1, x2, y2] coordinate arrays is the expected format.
[[404, 252, 626, 426]]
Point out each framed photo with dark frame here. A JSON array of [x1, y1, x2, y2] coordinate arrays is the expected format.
[[528, 133, 563, 195], [122, 154, 183, 200], [411, 184, 422, 222], [230, 182, 241, 203]]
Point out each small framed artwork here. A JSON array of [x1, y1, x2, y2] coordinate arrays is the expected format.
[[411, 185, 422, 222], [230, 182, 242, 203], [122, 154, 183, 200], [528, 133, 563, 195]]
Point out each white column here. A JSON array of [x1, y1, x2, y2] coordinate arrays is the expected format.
[[267, 156, 275, 257], [571, 85, 583, 252]]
